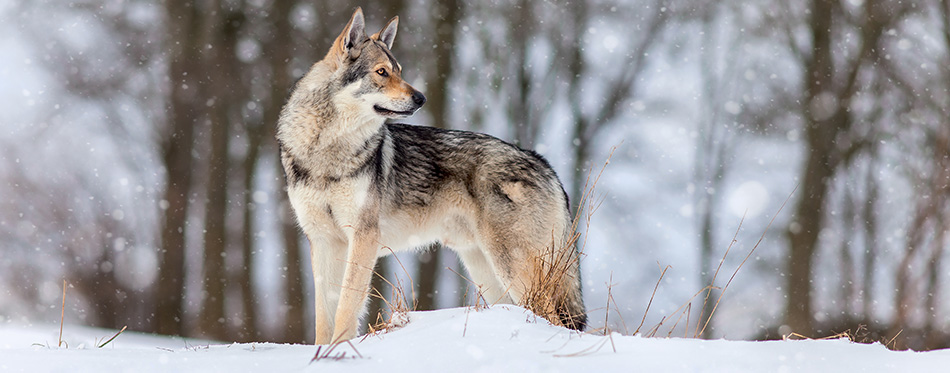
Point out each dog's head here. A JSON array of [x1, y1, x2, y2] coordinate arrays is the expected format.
[[324, 8, 426, 120]]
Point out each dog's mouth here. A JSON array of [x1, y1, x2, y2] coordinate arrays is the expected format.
[[373, 105, 416, 118]]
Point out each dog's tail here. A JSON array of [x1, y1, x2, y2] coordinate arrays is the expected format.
[[529, 199, 586, 331], [555, 213, 587, 331], [521, 199, 588, 331]]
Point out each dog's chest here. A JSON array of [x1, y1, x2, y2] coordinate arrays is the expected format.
[[287, 174, 373, 233]]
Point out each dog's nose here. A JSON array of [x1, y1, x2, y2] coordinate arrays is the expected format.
[[411, 91, 426, 106]]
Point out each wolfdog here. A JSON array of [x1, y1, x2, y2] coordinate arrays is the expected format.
[[277, 7, 586, 344]]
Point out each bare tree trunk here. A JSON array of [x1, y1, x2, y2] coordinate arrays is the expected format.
[[785, 0, 842, 333], [923, 218, 946, 348], [198, 4, 240, 341], [924, 0, 950, 349], [237, 161, 259, 342], [861, 163, 878, 319], [694, 3, 734, 338], [784, 0, 890, 336], [838, 187, 857, 318], [566, 0, 589, 216], [510, 0, 536, 148], [257, 0, 311, 344], [280, 202, 307, 343], [565, 0, 665, 215], [155, 0, 204, 337], [926, 77, 950, 351], [415, 0, 458, 312], [894, 116, 950, 345], [783, 103, 837, 337], [232, 0, 297, 343], [78, 237, 124, 329]]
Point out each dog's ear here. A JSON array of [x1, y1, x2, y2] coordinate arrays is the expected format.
[[372, 16, 399, 50], [338, 7, 366, 55]]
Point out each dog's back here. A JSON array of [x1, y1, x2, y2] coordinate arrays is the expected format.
[[385, 123, 564, 207]]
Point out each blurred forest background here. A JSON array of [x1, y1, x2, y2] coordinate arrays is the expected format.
[[1, 0, 948, 350]]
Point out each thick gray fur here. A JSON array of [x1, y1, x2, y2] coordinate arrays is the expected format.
[[277, 8, 585, 344]]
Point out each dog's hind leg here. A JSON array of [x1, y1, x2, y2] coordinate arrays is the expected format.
[[478, 237, 532, 306], [456, 247, 512, 306], [476, 199, 587, 330]]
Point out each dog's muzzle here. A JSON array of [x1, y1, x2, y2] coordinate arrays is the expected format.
[[373, 90, 426, 118], [411, 90, 426, 107]]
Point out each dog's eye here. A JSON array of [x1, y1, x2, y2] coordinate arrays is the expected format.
[[376, 68, 388, 77]]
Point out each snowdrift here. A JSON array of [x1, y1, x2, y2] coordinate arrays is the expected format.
[[2, 306, 948, 372]]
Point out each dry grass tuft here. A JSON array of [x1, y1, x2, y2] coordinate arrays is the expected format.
[[521, 147, 617, 330], [446, 266, 506, 337], [782, 324, 905, 350], [639, 185, 798, 339], [783, 331, 854, 342], [52, 279, 127, 349], [364, 248, 416, 338], [520, 234, 584, 329]]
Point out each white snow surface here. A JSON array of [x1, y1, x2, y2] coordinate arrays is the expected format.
[[2, 306, 948, 372]]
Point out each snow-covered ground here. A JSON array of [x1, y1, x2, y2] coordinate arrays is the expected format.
[[2, 306, 948, 372]]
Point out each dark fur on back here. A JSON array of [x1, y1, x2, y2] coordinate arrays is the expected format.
[[382, 123, 566, 208]]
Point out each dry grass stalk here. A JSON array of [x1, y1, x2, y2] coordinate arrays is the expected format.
[[384, 247, 416, 309], [446, 266, 490, 310], [643, 217, 744, 339], [783, 325, 904, 351], [365, 248, 416, 337], [646, 317, 667, 338], [652, 285, 717, 336], [603, 273, 613, 333], [684, 303, 690, 338], [886, 330, 903, 349], [441, 266, 493, 338], [638, 185, 797, 339], [606, 277, 629, 335], [695, 185, 798, 338], [520, 233, 583, 329], [581, 273, 618, 354], [520, 147, 617, 330], [58, 280, 66, 348], [601, 273, 629, 336], [553, 336, 614, 358], [365, 276, 410, 337], [694, 214, 745, 338], [97, 326, 127, 348], [462, 307, 471, 337], [310, 334, 363, 363], [667, 303, 690, 338], [634, 264, 670, 336], [783, 331, 853, 342]]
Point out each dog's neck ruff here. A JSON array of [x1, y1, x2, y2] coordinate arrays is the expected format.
[[281, 104, 387, 181]]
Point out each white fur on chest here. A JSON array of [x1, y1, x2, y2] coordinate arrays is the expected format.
[[288, 174, 372, 242]]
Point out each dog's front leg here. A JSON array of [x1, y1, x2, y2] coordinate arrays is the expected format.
[[308, 234, 347, 345], [332, 216, 380, 342]]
